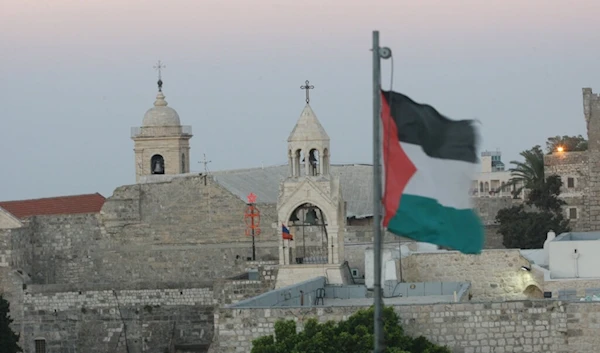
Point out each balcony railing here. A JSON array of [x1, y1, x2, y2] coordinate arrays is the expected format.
[[131, 125, 192, 138]]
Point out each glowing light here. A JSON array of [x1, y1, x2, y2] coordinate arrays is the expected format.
[[557, 146, 564, 152]]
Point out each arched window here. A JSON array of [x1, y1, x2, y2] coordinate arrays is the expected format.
[[323, 148, 329, 175], [479, 182, 484, 192], [181, 153, 185, 173], [151, 154, 165, 175]]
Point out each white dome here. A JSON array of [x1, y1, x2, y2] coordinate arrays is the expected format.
[[142, 92, 181, 127]]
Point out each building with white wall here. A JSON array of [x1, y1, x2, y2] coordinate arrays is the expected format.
[[471, 151, 523, 198], [548, 232, 600, 279]]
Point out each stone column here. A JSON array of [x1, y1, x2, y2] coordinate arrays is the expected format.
[[318, 149, 323, 176], [288, 152, 293, 176], [304, 150, 310, 176]]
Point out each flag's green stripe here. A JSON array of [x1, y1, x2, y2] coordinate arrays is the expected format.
[[386, 194, 484, 254]]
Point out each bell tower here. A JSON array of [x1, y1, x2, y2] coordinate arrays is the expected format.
[[131, 61, 192, 182], [275, 80, 348, 288]]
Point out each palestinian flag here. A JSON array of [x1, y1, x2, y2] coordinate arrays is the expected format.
[[381, 90, 484, 254]]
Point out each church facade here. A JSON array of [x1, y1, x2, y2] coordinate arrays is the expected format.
[[1, 78, 597, 352]]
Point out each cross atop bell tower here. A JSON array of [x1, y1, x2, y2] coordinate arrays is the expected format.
[[287, 80, 331, 178], [300, 80, 314, 104]]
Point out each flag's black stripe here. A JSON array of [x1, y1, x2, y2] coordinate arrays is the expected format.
[[382, 90, 479, 164]]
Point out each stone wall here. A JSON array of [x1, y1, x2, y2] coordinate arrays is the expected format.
[[28, 213, 101, 285], [212, 300, 600, 353], [472, 197, 521, 226], [584, 87, 600, 232], [545, 151, 589, 231], [16, 266, 278, 353], [400, 250, 538, 301], [20, 285, 215, 353], [1, 176, 277, 288]]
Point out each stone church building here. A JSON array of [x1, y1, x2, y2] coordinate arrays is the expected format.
[[0, 82, 598, 352]]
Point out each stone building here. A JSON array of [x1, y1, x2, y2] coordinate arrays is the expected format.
[[2, 81, 595, 352], [542, 88, 600, 231]]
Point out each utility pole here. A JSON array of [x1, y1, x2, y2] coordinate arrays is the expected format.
[[372, 30, 392, 353]]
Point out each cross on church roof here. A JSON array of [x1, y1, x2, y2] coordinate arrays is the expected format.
[[154, 60, 166, 92], [300, 80, 314, 104]]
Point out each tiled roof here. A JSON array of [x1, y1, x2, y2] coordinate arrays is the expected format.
[[0, 193, 105, 219]]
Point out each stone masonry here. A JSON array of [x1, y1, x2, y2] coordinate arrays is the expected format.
[[400, 250, 538, 301], [584, 88, 600, 231], [544, 151, 588, 231], [212, 300, 600, 353]]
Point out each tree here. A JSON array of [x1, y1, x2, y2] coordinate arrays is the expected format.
[[251, 306, 450, 353], [503, 145, 545, 198], [545, 135, 588, 154], [496, 149, 571, 249], [0, 294, 23, 353]]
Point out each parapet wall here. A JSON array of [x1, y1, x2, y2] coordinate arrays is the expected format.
[[213, 300, 600, 353], [400, 250, 537, 301], [17, 273, 276, 353]]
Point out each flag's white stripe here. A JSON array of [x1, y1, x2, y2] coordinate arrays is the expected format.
[[401, 142, 477, 210]]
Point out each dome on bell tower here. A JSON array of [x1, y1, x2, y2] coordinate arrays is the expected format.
[[142, 92, 181, 127], [131, 60, 193, 183]]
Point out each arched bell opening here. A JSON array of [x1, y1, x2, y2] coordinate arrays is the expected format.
[[288, 203, 328, 264], [151, 154, 165, 175], [294, 149, 302, 177], [305, 148, 320, 176], [322, 148, 329, 175]]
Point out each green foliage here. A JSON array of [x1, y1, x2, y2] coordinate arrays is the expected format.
[[503, 145, 545, 198], [545, 135, 588, 154], [251, 306, 450, 353], [496, 145, 571, 249], [496, 204, 570, 249], [0, 294, 23, 353]]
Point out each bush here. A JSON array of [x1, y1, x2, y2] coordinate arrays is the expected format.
[[251, 306, 450, 353]]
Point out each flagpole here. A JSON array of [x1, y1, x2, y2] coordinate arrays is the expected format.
[[372, 30, 385, 353]]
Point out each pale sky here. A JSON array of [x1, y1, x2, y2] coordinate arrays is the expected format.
[[1, 0, 599, 201]]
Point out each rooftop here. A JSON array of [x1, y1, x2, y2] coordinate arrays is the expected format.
[[553, 232, 600, 242], [229, 277, 471, 309], [139, 164, 374, 219], [0, 193, 105, 219]]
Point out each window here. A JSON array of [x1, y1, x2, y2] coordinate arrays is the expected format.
[[351, 268, 359, 278], [567, 177, 575, 188], [569, 208, 578, 220], [35, 339, 46, 353]]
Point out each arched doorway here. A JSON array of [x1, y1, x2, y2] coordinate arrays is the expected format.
[[523, 284, 543, 299], [288, 203, 328, 264]]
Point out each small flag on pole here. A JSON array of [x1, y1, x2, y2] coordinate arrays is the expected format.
[[282, 224, 294, 240], [380, 90, 484, 254]]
